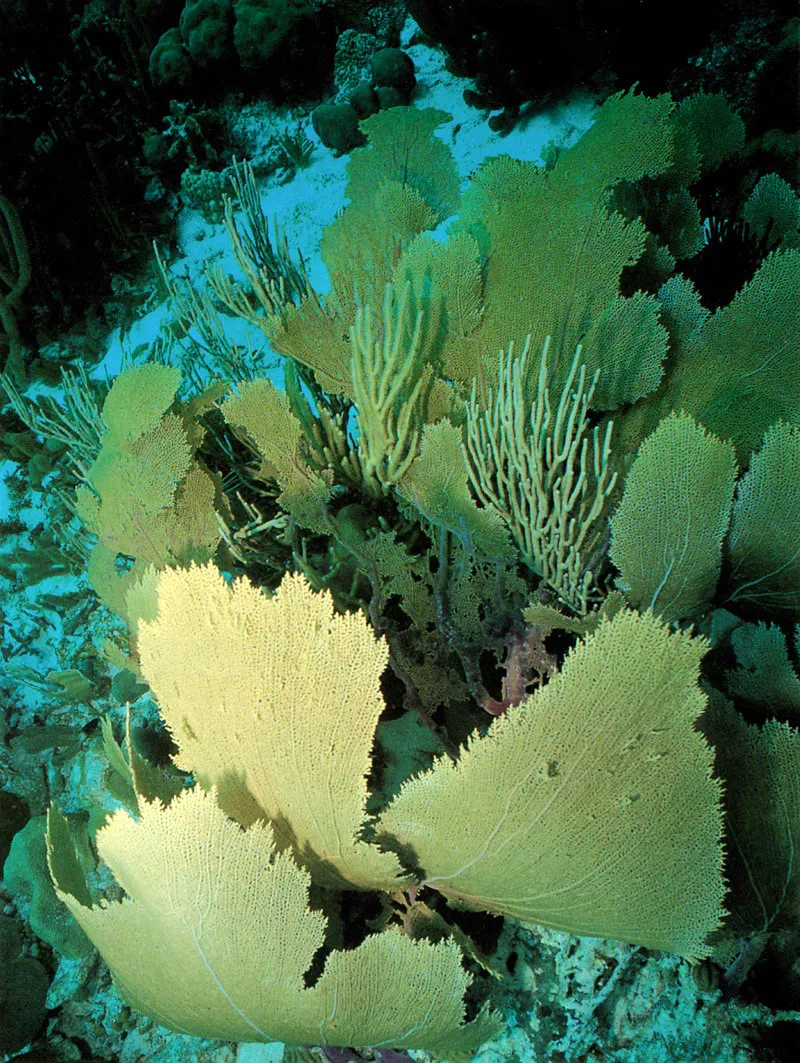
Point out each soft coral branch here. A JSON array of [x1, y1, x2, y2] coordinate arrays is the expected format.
[[482, 622, 558, 716]]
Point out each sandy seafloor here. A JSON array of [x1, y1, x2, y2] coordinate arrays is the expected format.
[[1, 14, 797, 1063]]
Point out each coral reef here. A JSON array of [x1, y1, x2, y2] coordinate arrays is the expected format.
[[0, 41, 798, 1059]]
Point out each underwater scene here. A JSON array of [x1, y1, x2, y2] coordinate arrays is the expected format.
[[1, 1, 799, 1061]]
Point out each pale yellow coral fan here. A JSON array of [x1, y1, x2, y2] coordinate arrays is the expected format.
[[47, 789, 499, 1052], [135, 562, 410, 892]]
